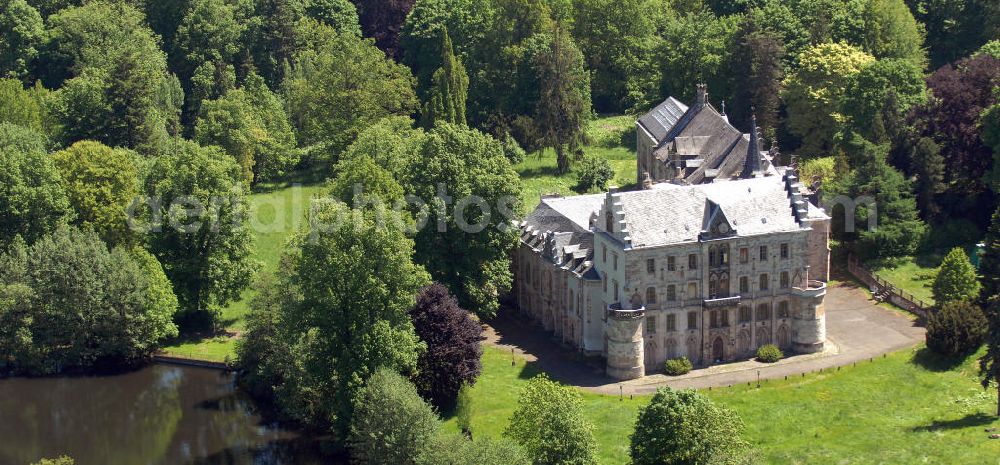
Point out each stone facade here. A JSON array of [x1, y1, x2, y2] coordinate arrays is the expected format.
[[513, 99, 830, 381]]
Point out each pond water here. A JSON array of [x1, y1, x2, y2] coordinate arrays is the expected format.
[[0, 364, 341, 465]]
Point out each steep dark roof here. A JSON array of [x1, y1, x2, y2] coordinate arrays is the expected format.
[[740, 114, 763, 178], [637, 97, 688, 143]]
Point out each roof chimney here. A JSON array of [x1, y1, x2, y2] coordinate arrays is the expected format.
[[740, 112, 762, 179], [696, 83, 707, 106]]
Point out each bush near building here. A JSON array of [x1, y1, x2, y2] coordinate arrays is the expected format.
[[664, 357, 693, 376], [756, 344, 783, 363]]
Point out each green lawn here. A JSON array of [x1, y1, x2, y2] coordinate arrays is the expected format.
[[161, 179, 326, 361], [868, 219, 986, 308], [446, 346, 1000, 464], [873, 256, 939, 307], [516, 145, 637, 209]]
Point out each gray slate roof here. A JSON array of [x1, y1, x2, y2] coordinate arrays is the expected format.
[[638, 97, 689, 142], [633, 176, 804, 247], [522, 175, 816, 253], [643, 95, 776, 183]]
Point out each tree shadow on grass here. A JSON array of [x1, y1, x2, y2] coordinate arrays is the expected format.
[[910, 412, 998, 432], [517, 165, 563, 179], [909, 346, 975, 372]]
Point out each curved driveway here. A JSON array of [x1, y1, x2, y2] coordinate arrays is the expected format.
[[485, 281, 926, 395]]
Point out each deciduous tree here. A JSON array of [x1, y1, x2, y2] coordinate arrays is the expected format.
[[195, 73, 298, 184], [629, 387, 753, 465], [284, 26, 417, 163], [911, 54, 1000, 201], [409, 283, 483, 407], [0, 226, 178, 375], [0, 0, 44, 82], [406, 123, 523, 318], [352, 0, 414, 58], [51, 141, 139, 246], [45, 1, 180, 152], [350, 367, 440, 465], [0, 123, 71, 248], [236, 199, 429, 437], [782, 42, 874, 157], [143, 139, 258, 327], [504, 374, 597, 465]]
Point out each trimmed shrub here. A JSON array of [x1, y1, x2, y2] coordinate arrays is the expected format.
[[926, 300, 988, 356], [756, 344, 783, 363], [575, 155, 614, 192], [664, 357, 693, 376]]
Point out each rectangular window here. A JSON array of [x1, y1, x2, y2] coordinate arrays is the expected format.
[[687, 312, 697, 330], [756, 303, 771, 320], [613, 280, 619, 302], [602, 244, 607, 263], [780, 243, 789, 259], [778, 301, 790, 318], [667, 284, 677, 301], [613, 253, 619, 271], [667, 314, 676, 331], [646, 287, 657, 304], [688, 254, 698, 270], [759, 273, 769, 291], [667, 256, 676, 271], [647, 258, 655, 274], [603, 274, 607, 292], [739, 247, 749, 264], [721, 309, 729, 327], [739, 276, 749, 293], [780, 271, 790, 289], [646, 316, 656, 334], [759, 245, 768, 261], [710, 310, 718, 328], [739, 305, 752, 322]]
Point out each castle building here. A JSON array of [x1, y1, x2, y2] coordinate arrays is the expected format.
[[513, 92, 830, 380]]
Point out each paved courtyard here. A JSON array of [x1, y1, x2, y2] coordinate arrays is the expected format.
[[485, 281, 926, 394]]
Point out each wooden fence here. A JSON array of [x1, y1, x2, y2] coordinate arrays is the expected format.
[[846, 254, 930, 319]]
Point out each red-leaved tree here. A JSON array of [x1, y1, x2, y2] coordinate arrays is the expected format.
[[409, 283, 483, 407]]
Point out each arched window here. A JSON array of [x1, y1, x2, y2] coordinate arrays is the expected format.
[[646, 287, 657, 304]]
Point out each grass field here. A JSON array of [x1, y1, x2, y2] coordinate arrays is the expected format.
[[445, 346, 1000, 464], [873, 256, 939, 306]]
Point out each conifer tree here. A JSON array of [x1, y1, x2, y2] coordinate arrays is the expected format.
[[980, 297, 1000, 417], [841, 133, 925, 259], [421, 28, 469, 128], [980, 206, 1000, 303], [911, 137, 945, 218], [535, 26, 591, 174], [932, 247, 981, 305]]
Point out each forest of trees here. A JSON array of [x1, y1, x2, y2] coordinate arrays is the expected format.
[[1, 0, 1000, 457]]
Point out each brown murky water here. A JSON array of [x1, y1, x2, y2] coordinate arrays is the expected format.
[[0, 364, 340, 465]]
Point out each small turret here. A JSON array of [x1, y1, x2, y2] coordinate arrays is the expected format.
[[740, 113, 762, 179]]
